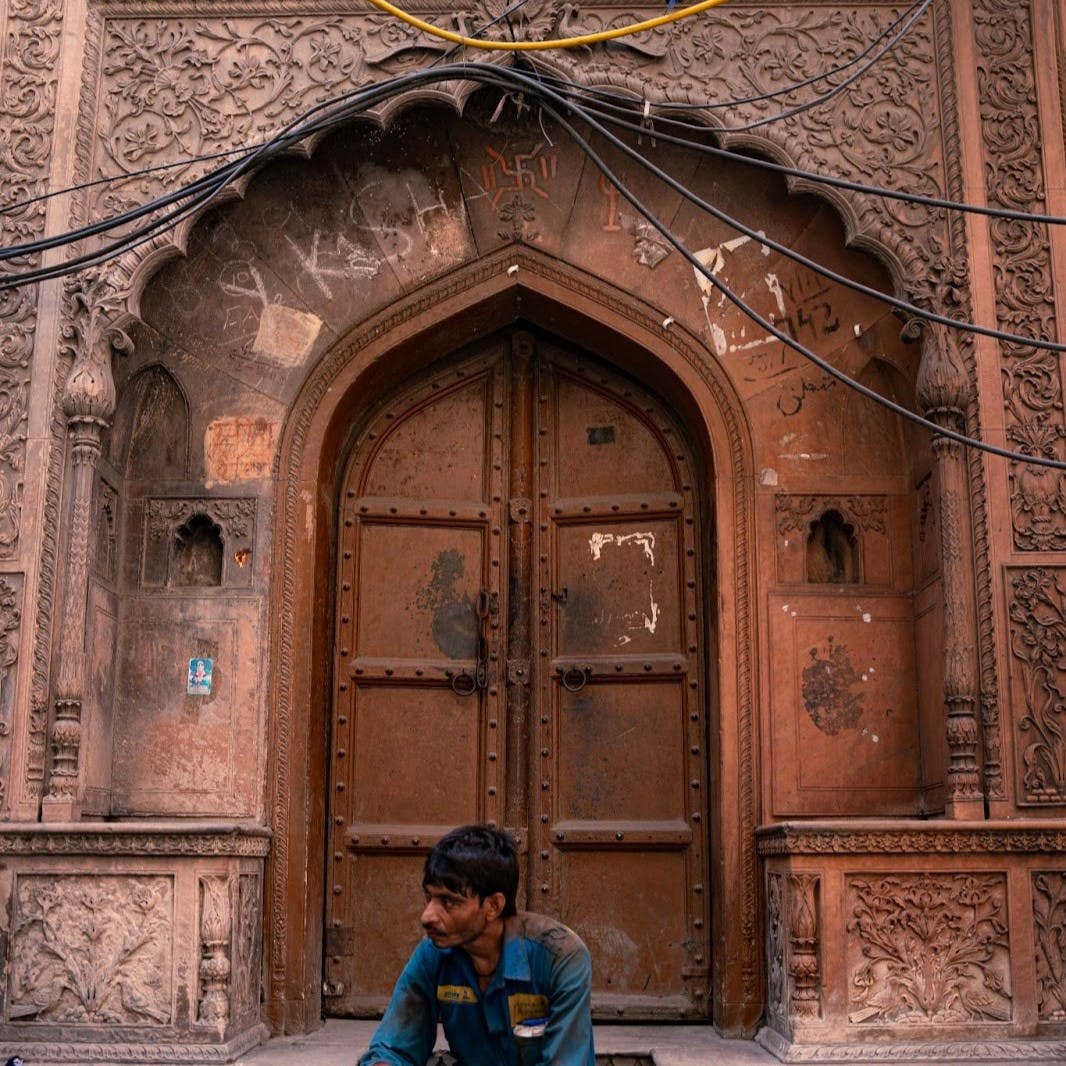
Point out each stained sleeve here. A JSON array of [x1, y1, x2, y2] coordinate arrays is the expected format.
[[535, 942, 594, 1066], [358, 941, 439, 1066]]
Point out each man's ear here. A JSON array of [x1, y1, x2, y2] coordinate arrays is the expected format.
[[483, 892, 506, 920]]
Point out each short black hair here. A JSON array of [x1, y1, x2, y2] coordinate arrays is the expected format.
[[422, 825, 519, 918]]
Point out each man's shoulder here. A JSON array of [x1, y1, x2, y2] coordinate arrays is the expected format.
[[509, 911, 589, 960]]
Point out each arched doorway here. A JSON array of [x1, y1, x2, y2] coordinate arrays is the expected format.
[[324, 326, 712, 1019]]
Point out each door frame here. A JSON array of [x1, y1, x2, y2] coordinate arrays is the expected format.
[[264, 245, 761, 1036]]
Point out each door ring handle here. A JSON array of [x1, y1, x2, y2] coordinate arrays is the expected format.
[[560, 666, 590, 692], [450, 671, 478, 697]]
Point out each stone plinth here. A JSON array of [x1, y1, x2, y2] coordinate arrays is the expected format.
[[756, 821, 1066, 1062], [0, 822, 270, 1063]]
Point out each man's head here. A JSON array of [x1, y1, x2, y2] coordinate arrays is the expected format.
[[423, 824, 519, 916]]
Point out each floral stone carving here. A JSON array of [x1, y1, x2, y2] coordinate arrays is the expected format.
[[847, 874, 1011, 1025], [1033, 871, 1066, 1021], [9, 875, 173, 1024], [1008, 569, 1066, 804]]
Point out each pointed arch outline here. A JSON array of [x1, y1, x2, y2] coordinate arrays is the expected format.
[[263, 243, 762, 1034]]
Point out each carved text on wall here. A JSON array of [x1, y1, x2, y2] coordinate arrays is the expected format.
[[847, 874, 1011, 1025], [9, 875, 173, 1024]]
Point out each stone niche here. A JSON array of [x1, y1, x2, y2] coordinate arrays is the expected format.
[[0, 825, 270, 1063], [757, 822, 1066, 1062]]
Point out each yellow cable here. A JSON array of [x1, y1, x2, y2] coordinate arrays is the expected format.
[[362, 0, 733, 51]]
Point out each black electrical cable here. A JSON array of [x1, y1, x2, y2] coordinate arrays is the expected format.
[[4, 59, 1065, 367], [534, 75, 1066, 228], [460, 66, 1066, 469], [3, 59, 1059, 468]]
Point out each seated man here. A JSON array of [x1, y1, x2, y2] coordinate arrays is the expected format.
[[360, 824, 594, 1066]]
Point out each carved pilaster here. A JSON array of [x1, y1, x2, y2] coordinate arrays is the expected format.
[[43, 272, 130, 821], [789, 874, 821, 1021], [916, 320, 983, 818], [198, 876, 232, 1029]]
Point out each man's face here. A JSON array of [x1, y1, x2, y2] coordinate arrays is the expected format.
[[420, 883, 499, 949]]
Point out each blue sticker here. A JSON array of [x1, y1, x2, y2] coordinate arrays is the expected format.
[[187, 658, 213, 696]]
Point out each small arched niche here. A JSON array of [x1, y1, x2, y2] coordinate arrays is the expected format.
[[110, 364, 189, 480], [806, 509, 859, 584], [170, 513, 223, 587]]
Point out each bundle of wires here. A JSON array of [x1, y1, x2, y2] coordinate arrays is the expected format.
[[2, 0, 1064, 468]]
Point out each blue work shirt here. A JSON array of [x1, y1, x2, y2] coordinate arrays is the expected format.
[[360, 911, 594, 1066]]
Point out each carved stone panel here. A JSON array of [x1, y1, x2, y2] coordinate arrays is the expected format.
[[846, 874, 1011, 1026], [766, 872, 788, 1033], [973, 0, 1064, 550], [0, 574, 22, 814], [0, 0, 62, 562], [231, 874, 263, 1026], [8, 874, 173, 1024], [1007, 569, 1066, 806], [1033, 871, 1066, 1022]]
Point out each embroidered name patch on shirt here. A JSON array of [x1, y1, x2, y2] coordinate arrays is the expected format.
[[508, 993, 549, 1026], [437, 985, 478, 1004]]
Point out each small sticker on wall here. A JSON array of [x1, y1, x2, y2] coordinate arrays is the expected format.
[[187, 658, 213, 696]]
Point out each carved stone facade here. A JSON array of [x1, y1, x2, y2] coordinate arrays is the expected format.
[[0, 0, 1062, 1061]]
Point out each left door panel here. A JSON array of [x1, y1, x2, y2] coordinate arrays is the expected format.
[[327, 349, 507, 1015]]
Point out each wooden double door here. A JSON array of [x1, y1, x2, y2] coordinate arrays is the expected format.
[[325, 329, 710, 1019]]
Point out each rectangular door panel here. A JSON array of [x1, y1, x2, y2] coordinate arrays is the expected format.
[[554, 519, 683, 656], [559, 850, 692, 1008], [556, 681, 687, 822], [356, 523, 485, 661], [351, 685, 482, 825]]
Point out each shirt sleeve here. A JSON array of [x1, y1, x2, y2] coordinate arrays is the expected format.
[[358, 941, 439, 1066], [535, 942, 594, 1066]]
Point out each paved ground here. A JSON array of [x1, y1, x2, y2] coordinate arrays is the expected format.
[[231, 1019, 1066, 1066], [234, 1020, 780, 1065]]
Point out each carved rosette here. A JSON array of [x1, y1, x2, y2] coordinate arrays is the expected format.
[[9, 875, 173, 1023], [198, 877, 232, 1028], [1033, 872, 1066, 1021], [1008, 569, 1066, 805], [973, 0, 1064, 551], [847, 874, 1011, 1025]]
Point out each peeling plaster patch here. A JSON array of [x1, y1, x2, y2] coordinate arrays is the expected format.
[[779, 452, 829, 461], [589, 531, 656, 564], [765, 273, 787, 316], [588, 531, 660, 638], [693, 236, 751, 288], [853, 323, 862, 336], [862, 612, 872, 623], [709, 321, 728, 356], [205, 416, 280, 485], [253, 303, 322, 364], [760, 468, 779, 486], [782, 604, 790, 613], [871, 734, 880, 743]]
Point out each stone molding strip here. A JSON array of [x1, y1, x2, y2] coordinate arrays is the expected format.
[[757, 820, 1066, 856], [0, 1023, 269, 1063], [0, 821, 271, 856], [757, 1027, 1066, 1063]]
